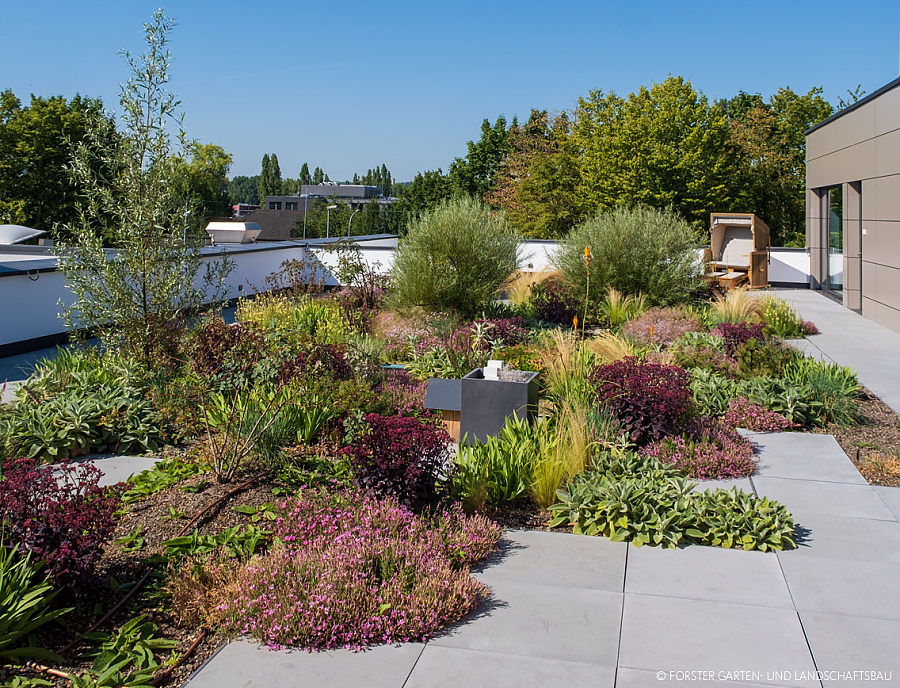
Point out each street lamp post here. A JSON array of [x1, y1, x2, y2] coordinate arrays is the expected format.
[[347, 208, 361, 237], [326, 205, 338, 238]]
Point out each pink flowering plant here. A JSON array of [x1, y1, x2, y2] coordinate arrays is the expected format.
[[642, 418, 757, 479], [185, 491, 500, 651], [723, 397, 793, 432]]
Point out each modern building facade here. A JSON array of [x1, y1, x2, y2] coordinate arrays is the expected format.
[[806, 76, 900, 333]]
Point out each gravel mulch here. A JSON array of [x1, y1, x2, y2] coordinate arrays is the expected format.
[[813, 387, 900, 487]]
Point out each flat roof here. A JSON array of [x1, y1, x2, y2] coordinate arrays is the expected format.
[[805, 75, 900, 135]]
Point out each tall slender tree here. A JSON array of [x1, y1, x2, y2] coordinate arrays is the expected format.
[[259, 153, 270, 204], [299, 162, 311, 186]]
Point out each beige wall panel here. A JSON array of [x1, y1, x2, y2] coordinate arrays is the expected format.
[[807, 129, 831, 162], [862, 178, 878, 223], [875, 128, 900, 178], [874, 175, 900, 221], [875, 85, 900, 137], [808, 104, 877, 157], [875, 302, 900, 335], [862, 295, 879, 321], [873, 221, 900, 269], [845, 257, 861, 293], [876, 264, 900, 310], [844, 219, 861, 257], [844, 288, 862, 311], [806, 154, 837, 189], [825, 140, 878, 184], [862, 260, 878, 295]]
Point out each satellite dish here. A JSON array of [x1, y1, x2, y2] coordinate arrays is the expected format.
[[0, 225, 46, 245]]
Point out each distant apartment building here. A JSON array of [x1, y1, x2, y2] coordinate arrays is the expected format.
[[232, 203, 259, 218], [805, 75, 900, 333], [264, 183, 397, 212]]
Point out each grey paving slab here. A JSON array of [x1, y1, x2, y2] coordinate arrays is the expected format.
[[786, 511, 900, 564], [752, 476, 896, 521], [615, 668, 798, 688], [618, 594, 819, 688], [778, 554, 900, 621], [185, 639, 424, 688], [80, 455, 162, 487], [0, 380, 19, 404], [473, 529, 626, 592], [800, 611, 900, 687], [874, 486, 900, 522], [691, 477, 754, 494], [748, 432, 867, 485], [772, 289, 900, 416], [624, 544, 794, 609], [429, 579, 622, 667], [405, 645, 614, 688]]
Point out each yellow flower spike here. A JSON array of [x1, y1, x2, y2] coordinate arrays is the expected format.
[[573, 315, 579, 330]]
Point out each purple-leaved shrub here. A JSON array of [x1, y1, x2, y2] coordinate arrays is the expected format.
[[0, 458, 122, 588], [711, 322, 766, 357], [342, 414, 454, 511], [591, 357, 693, 444]]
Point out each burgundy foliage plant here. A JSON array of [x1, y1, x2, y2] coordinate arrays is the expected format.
[[342, 414, 454, 511], [0, 458, 122, 589], [711, 322, 766, 357], [590, 357, 693, 444]]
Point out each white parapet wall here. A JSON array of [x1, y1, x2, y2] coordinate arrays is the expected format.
[[0, 236, 812, 354]]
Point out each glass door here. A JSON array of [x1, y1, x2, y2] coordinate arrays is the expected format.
[[826, 186, 843, 291]]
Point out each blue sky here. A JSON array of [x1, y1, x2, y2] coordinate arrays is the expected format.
[[3, 1, 899, 181]]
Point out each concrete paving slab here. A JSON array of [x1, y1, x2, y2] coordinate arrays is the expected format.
[[624, 545, 794, 609], [618, 594, 819, 688], [185, 639, 424, 688], [748, 432, 867, 485], [615, 668, 797, 688], [0, 380, 19, 404], [752, 476, 896, 521], [772, 290, 900, 416], [786, 512, 900, 564], [429, 579, 622, 667], [74, 455, 161, 487], [799, 611, 900, 686], [778, 555, 900, 621], [405, 646, 614, 688], [874, 486, 900, 522], [473, 530, 626, 593], [691, 477, 755, 494]]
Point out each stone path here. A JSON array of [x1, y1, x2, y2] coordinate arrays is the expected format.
[[771, 289, 900, 416], [185, 431, 900, 688]]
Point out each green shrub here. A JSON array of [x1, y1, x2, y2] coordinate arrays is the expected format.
[[390, 196, 519, 317], [549, 450, 795, 551], [737, 376, 817, 426], [784, 358, 860, 426], [689, 369, 739, 416], [555, 205, 702, 307], [0, 349, 163, 463], [733, 339, 798, 379]]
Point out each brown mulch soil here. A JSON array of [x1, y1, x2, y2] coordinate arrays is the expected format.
[[812, 386, 900, 487], [20, 460, 289, 688]]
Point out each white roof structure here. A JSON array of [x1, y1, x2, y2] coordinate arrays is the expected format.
[[205, 222, 262, 244], [0, 224, 46, 245]]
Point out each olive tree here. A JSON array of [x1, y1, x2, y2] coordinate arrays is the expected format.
[[555, 205, 702, 307], [57, 10, 231, 364], [390, 196, 519, 317]]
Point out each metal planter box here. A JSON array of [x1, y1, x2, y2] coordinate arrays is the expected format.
[[459, 368, 539, 443]]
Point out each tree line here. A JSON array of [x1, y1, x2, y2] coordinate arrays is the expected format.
[[396, 77, 838, 246]]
